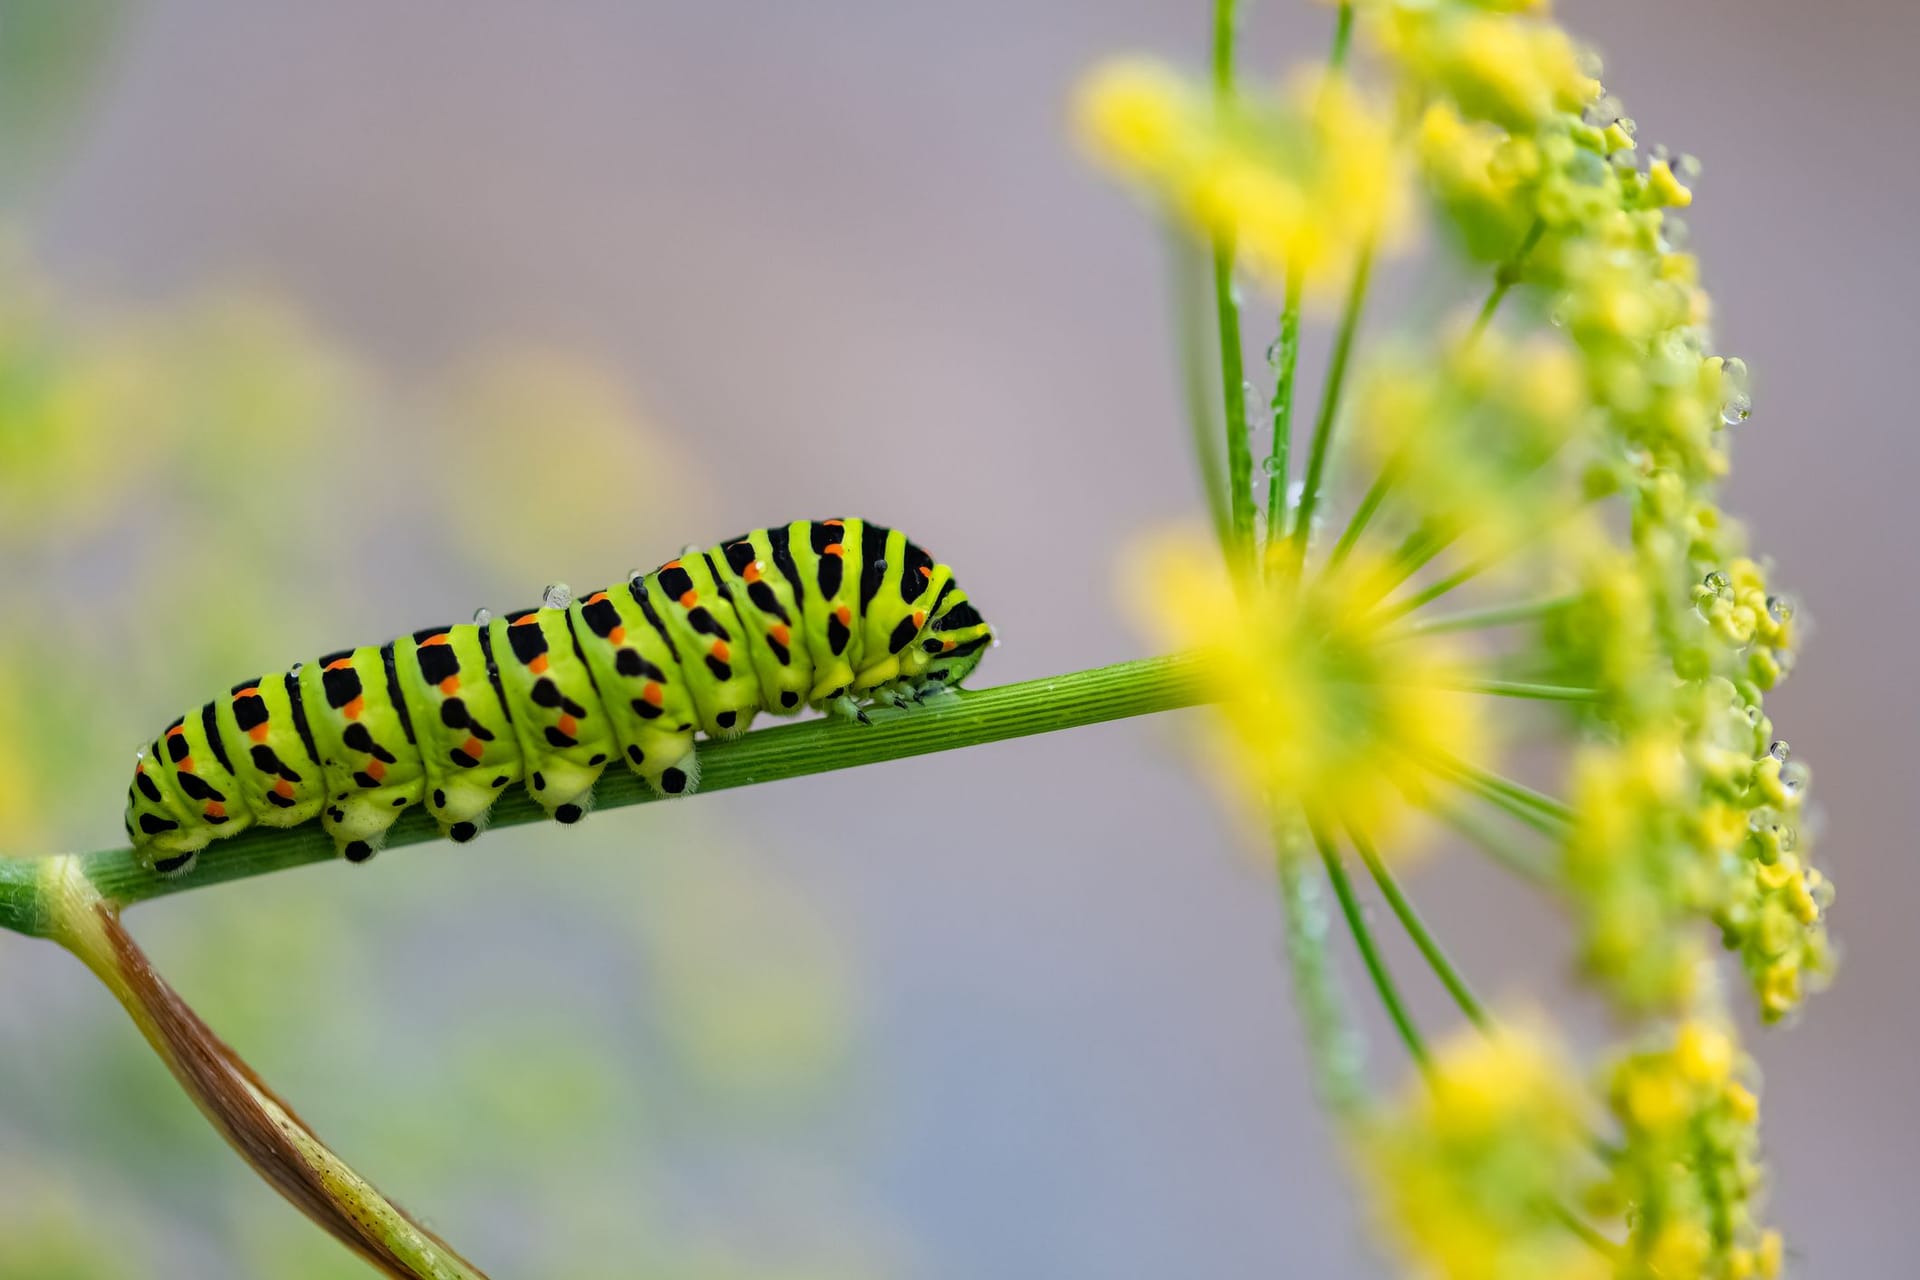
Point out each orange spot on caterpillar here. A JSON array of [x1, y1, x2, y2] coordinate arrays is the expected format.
[[235, 686, 259, 698], [913, 610, 926, 628], [249, 725, 270, 743], [679, 590, 698, 607], [529, 654, 549, 675], [768, 623, 790, 646], [744, 561, 762, 583], [344, 696, 365, 720], [167, 725, 185, 738], [557, 714, 578, 737], [642, 682, 664, 707], [824, 543, 844, 557], [326, 657, 354, 671], [835, 606, 852, 626], [609, 625, 627, 645], [461, 736, 484, 760], [420, 633, 451, 647], [588, 591, 608, 605], [512, 614, 541, 627], [439, 675, 460, 695], [824, 519, 844, 527], [919, 566, 933, 578], [711, 640, 730, 662], [205, 802, 226, 820], [365, 759, 386, 782], [942, 639, 957, 651], [180, 758, 195, 773], [274, 779, 295, 799], [664, 558, 682, 569]]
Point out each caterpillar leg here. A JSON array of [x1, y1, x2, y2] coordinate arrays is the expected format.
[[643, 746, 701, 798]]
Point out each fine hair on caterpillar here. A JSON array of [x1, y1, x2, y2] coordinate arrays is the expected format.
[[124, 519, 992, 876]]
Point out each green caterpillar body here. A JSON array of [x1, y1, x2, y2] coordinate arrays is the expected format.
[[125, 519, 991, 875]]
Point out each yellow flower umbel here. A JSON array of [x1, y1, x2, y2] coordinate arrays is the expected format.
[[1129, 536, 1488, 854], [1074, 60, 1412, 297], [1364, 1021, 1606, 1280], [1085, 1, 1828, 1276]]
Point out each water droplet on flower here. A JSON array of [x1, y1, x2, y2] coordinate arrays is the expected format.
[[1616, 116, 1638, 138], [1768, 740, 1790, 762], [1766, 595, 1795, 624], [1260, 454, 1283, 478], [1676, 153, 1702, 183], [1721, 392, 1752, 426], [1777, 823, 1798, 852], [1744, 704, 1764, 728], [472, 607, 492, 626], [542, 582, 573, 610], [1582, 95, 1624, 129], [1780, 761, 1810, 797], [1265, 336, 1288, 368], [1703, 570, 1732, 599]]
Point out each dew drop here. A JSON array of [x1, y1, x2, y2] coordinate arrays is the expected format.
[[1582, 94, 1624, 129], [288, 662, 304, 676], [1703, 570, 1732, 599], [1260, 454, 1284, 478], [1777, 823, 1798, 852], [472, 607, 492, 626], [1780, 761, 1810, 797], [1721, 392, 1752, 426], [1766, 594, 1795, 624], [1767, 740, 1790, 762], [542, 582, 573, 610], [1265, 336, 1289, 368], [874, 558, 888, 574], [1744, 704, 1763, 727]]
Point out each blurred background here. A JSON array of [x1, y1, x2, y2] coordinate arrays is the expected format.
[[0, 1, 1912, 1275]]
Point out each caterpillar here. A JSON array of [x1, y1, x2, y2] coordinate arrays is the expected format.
[[124, 519, 992, 876]]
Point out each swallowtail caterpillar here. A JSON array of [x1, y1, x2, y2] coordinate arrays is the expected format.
[[125, 519, 992, 875]]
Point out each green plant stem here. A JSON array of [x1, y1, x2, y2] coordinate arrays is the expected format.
[[1263, 276, 1303, 551], [1451, 678, 1600, 703], [1328, 3, 1356, 70], [1290, 236, 1376, 554], [0, 656, 1207, 935], [1470, 218, 1546, 341], [1214, 249, 1255, 566], [1273, 815, 1367, 1118], [1173, 234, 1235, 552], [1310, 818, 1428, 1069], [1405, 595, 1575, 635], [1346, 825, 1489, 1031]]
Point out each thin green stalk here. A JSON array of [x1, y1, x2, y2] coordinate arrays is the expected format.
[[1405, 595, 1576, 635], [1328, 2, 1356, 70], [1274, 814, 1368, 1118], [1213, 251, 1255, 564], [1310, 818, 1429, 1069], [1290, 236, 1376, 553], [1425, 798, 1558, 884], [0, 656, 1207, 933], [1449, 678, 1601, 703], [1172, 232, 1234, 550], [1328, 465, 1394, 568], [1263, 276, 1302, 551], [1434, 754, 1575, 827], [1265, 2, 1354, 560], [1470, 218, 1547, 342], [1346, 825, 1489, 1031], [1209, 0, 1255, 565]]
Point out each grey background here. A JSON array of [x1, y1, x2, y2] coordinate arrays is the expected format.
[[13, 0, 1917, 1273]]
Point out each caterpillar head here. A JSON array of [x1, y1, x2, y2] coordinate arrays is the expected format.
[[906, 584, 992, 688]]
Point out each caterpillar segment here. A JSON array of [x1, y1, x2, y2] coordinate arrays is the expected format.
[[123, 519, 994, 876]]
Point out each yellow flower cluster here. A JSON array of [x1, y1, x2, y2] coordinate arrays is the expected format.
[[1074, 61, 1411, 296], [1598, 1022, 1783, 1279], [1365, 1022, 1607, 1280], [1352, 328, 1594, 565], [1085, 1, 1824, 1274], [1127, 536, 1488, 854]]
